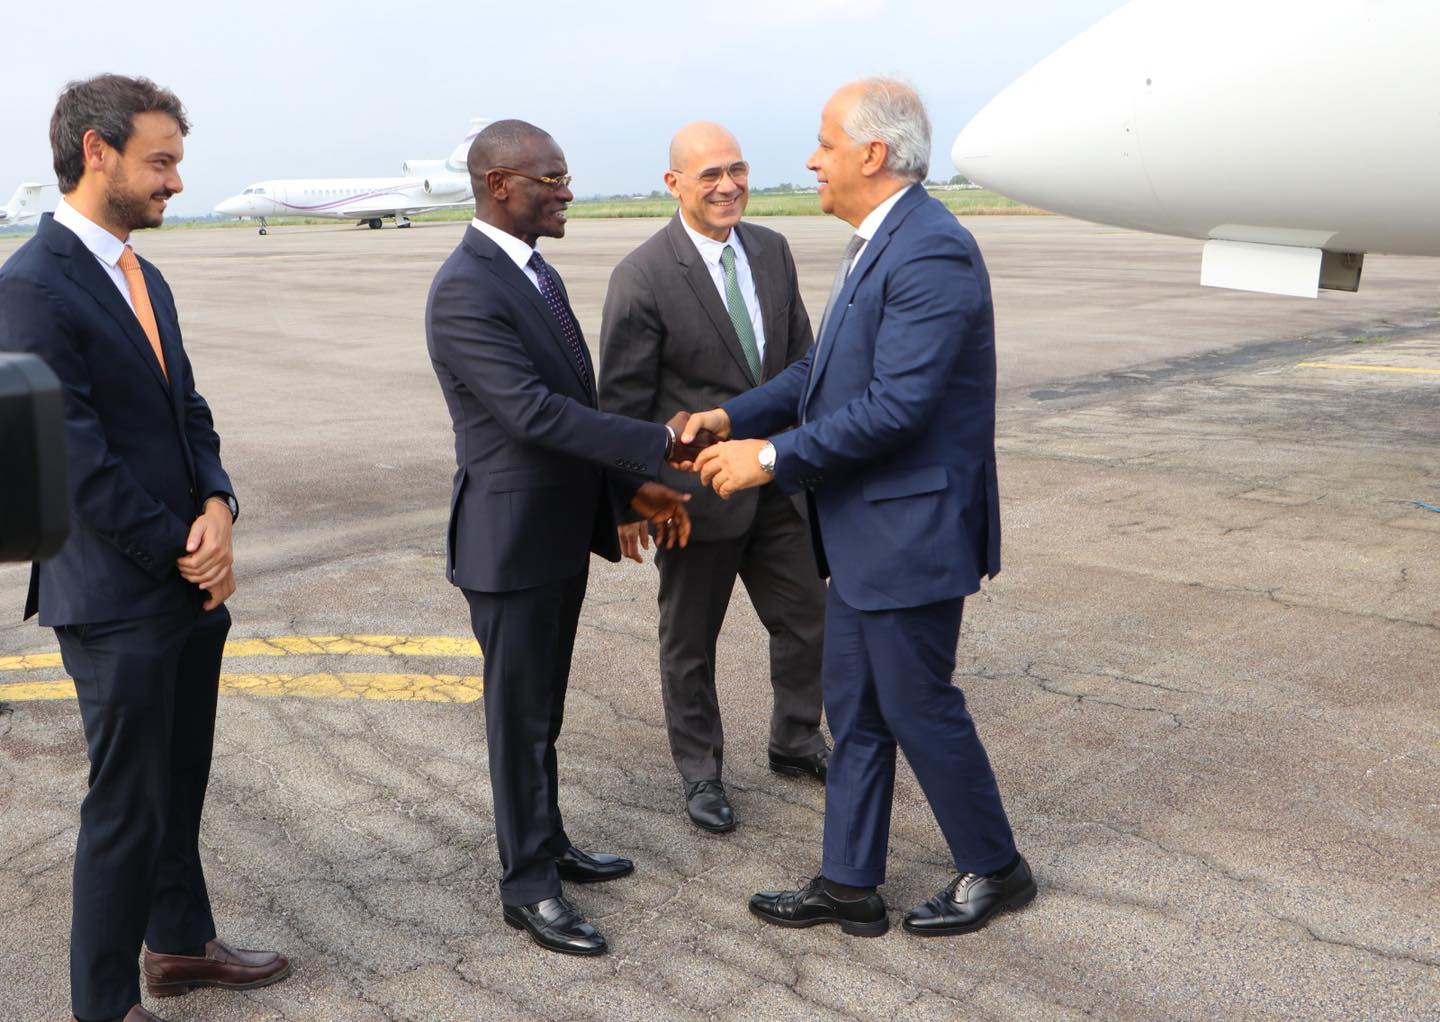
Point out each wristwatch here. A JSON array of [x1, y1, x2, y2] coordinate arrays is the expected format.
[[758, 441, 776, 475], [208, 492, 239, 523]]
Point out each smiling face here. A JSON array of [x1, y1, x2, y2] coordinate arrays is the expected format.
[[665, 122, 748, 241], [97, 111, 184, 233], [502, 133, 574, 246], [807, 86, 875, 225]]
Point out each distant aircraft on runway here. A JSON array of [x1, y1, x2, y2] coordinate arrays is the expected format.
[[214, 119, 487, 235], [0, 183, 55, 228], [952, 0, 1440, 298]]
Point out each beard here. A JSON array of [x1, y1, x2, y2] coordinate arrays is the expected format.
[[103, 163, 168, 231]]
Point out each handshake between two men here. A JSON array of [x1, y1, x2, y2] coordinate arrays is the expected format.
[[625, 408, 765, 563]]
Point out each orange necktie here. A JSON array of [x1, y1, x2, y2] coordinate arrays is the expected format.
[[117, 244, 168, 382]]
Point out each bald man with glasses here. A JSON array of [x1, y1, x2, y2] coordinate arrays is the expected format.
[[599, 122, 829, 835]]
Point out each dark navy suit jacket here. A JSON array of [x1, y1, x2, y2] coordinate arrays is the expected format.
[[425, 224, 670, 593], [723, 187, 1001, 612], [0, 213, 233, 626]]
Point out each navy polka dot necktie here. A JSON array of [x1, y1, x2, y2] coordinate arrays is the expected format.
[[528, 250, 592, 392]]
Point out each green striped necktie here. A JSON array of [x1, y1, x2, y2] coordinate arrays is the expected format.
[[720, 244, 762, 384]]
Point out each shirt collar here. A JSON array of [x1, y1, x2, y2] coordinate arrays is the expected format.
[[855, 182, 914, 242], [53, 196, 130, 268], [679, 213, 744, 268], [470, 216, 536, 273]]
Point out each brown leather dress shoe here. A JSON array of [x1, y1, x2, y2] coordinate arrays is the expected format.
[[142, 938, 292, 997]]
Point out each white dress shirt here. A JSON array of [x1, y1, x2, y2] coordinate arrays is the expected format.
[[470, 217, 541, 290], [849, 183, 915, 274], [679, 216, 768, 363], [470, 217, 672, 447], [52, 197, 136, 312]]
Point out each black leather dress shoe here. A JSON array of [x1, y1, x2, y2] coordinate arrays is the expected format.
[[768, 747, 829, 781], [502, 896, 608, 956], [749, 876, 889, 937], [902, 854, 1036, 936], [685, 779, 735, 832], [555, 845, 634, 883]]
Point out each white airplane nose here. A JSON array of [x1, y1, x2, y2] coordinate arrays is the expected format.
[[952, 1, 1165, 230], [214, 196, 247, 216]]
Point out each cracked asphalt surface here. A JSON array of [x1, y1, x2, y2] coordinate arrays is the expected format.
[[2, 216, 1437, 1021]]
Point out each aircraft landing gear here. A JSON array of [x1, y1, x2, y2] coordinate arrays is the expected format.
[[258, 217, 268, 236], [395, 215, 412, 229], [367, 218, 383, 230]]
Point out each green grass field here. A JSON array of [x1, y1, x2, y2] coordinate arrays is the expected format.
[[0, 189, 1041, 241], [413, 188, 1039, 221]]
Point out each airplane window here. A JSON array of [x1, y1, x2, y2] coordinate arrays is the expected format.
[[242, 188, 252, 194], [256, 188, 266, 195]]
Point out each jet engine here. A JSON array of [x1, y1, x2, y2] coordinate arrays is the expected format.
[[401, 159, 447, 178], [423, 176, 471, 200]]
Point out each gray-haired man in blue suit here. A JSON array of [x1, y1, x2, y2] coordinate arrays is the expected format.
[[684, 79, 1035, 939]]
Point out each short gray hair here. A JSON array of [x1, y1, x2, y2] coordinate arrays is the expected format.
[[842, 78, 931, 181]]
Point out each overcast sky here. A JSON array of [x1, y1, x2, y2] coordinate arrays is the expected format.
[[2, 0, 1127, 217]]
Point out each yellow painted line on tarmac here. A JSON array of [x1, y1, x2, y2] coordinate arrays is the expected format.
[[1296, 362, 1440, 376], [1, 634, 481, 673], [222, 673, 483, 702], [0, 680, 75, 701], [1, 673, 483, 704], [0, 634, 484, 704], [0, 652, 63, 672], [224, 634, 482, 658]]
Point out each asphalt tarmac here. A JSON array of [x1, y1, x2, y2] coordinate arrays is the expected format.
[[1, 215, 1437, 1022]]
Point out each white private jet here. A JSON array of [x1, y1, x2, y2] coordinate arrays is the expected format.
[[214, 119, 486, 235], [952, 0, 1440, 297], [0, 183, 55, 228]]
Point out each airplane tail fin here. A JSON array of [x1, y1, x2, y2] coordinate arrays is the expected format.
[[0, 182, 51, 224], [445, 118, 490, 173]]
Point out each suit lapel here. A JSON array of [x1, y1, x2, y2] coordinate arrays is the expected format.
[[143, 261, 198, 479], [804, 187, 925, 406], [667, 216, 757, 385], [48, 222, 170, 399], [547, 268, 597, 394], [464, 226, 593, 400], [735, 223, 786, 382]]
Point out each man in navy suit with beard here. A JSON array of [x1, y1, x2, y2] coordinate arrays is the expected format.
[[0, 75, 289, 1022]]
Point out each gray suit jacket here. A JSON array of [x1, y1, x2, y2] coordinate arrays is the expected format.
[[599, 214, 813, 540]]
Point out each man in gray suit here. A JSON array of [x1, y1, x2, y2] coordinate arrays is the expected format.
[[599, 122, 828, 833]]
